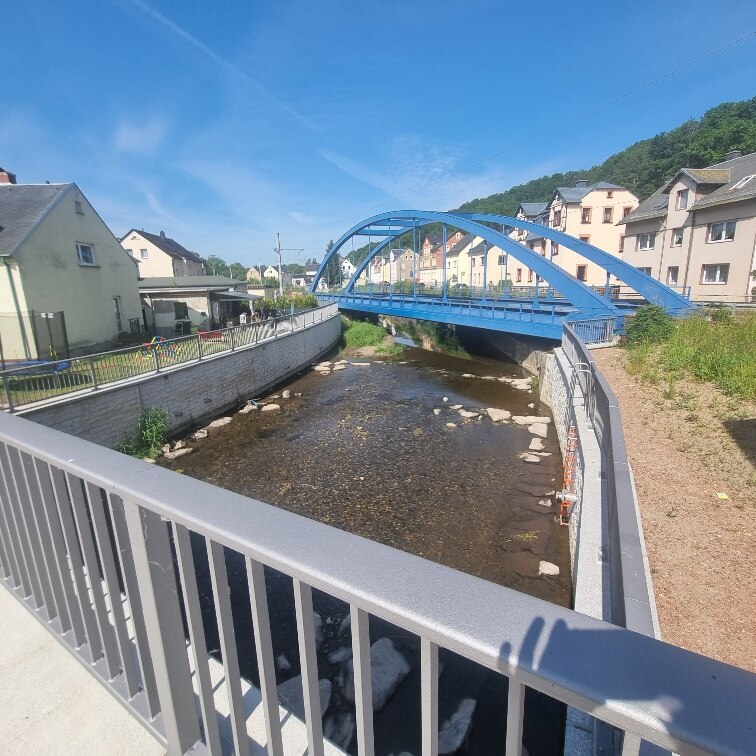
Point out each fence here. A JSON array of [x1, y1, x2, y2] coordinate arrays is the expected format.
[[0, 409, 754, 755], [567, 317, 616, 346], [0, 305, 338, 412]]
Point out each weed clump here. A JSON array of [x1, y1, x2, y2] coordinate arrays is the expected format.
[[625, 304, 673, 345], [115, 407, 169, 459]]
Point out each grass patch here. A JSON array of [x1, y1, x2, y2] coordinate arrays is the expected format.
[[115, 407, 169, 459], [375, 343, 406, 356], [625, 311, 756, 400], [341, 317, 388, 348]]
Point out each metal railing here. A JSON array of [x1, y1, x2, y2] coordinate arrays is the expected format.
[[0, 304, 338, 412], [567, 317, 616, 346], [0, 411, 754, 755]]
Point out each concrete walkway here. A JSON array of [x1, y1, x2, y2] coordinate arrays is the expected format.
[[0, 587, 164, 756]]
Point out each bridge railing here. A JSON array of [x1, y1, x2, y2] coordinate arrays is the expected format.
[[1, 411, 754, 755], [0, 304, 338, 412]]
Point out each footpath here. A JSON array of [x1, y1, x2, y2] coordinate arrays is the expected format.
[[593, 347, 755, 673]]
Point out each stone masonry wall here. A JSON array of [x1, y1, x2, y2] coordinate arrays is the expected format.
[[21, 314, 342, 448]]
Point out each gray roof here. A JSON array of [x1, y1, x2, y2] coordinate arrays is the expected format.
[[122, 229, 203, 262], [517, 202, 548, 217], [660, 168, 731, 193], [554, 181, 627, 204], [138, 276, 245, 290], [445, 233, 474, 257], [0, 183, 72, 256], [618, 191, 669, 225], [689, 151, 756, 211]]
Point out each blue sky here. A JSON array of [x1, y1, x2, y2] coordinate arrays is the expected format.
[[3, 1, 755, 268]]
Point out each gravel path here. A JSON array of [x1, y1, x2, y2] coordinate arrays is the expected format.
[[593, 347, 755, 673]]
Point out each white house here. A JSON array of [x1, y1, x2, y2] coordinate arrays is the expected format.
[[119, 229, 204, 278]]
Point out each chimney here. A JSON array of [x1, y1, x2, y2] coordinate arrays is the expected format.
[[575, 179, 589, 188], [160, 230, 166, 238], [0, 167, 17, 185], [725, 149, 742, 162]]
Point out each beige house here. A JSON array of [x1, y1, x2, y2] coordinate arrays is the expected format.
[[620, 150, 756, 302], [263, 265, 292, 287], [0, 176, 143, 362], [120, 229, 205, 278], [541, 181, 638, 286]]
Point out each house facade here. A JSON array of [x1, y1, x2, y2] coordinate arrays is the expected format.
[[263, 265, 292, 287], [0, 178, 142, 361], [120, 229, 204, 278], [620, 150, 756, 301]]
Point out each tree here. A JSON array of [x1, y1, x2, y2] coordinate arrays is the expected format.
[[287, 263, 305, 275], [321, 240, 341, 287], [205, 255, 230, 277], [229, 262, 247, 281]]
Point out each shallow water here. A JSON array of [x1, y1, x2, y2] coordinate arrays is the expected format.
[[162, 344, 570, 754]]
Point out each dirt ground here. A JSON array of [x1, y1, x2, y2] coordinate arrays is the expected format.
[[593, 347, 755, 672]]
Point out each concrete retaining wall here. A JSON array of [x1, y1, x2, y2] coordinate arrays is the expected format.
[[21, 314, 342, 448]]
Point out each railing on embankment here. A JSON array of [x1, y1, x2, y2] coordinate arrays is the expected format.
[[0, 305, 338, 412], [0, 412, 754, 755]]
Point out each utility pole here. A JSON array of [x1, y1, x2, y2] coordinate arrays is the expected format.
[[276, 233, 283, 298]]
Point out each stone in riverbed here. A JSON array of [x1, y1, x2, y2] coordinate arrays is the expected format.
[[207, 417, 232, 428], [442, 396, 449, 402], [237, 403, 257, 414], [439, 698, 477, 754], [538, 561, 560, 576], [512, 415, 552, 425], [261, 403, 281, 412], [450, 404, 463, 410], [163, 447, 193, 460], [462, 373, 476, 378], [538, 498, 552, 507], [173, 440, 186, 450], [282, 389, 292, 399], [191, 429, 209, 440], [317, 361, 333, 367], [276, 653, 291, 671], [343, 638, 411, 712], [518, 453, 541, 463], [350, 362, 371, 366], [278, 675, 332, 719], [486, 408, 511, 423], [433, 408, 441, 416], [458, 410, 478, 419], [446, 423, 457, 429], [529, 437, 545, 451], [333, 364, 346, 371], [528, 423, 549, 438]]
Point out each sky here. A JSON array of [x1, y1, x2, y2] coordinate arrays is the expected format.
[[2, 1, 755, 268]]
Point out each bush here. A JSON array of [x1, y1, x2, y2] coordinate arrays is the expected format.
[[115, 407, 169, 459], [341, 318, 387, 348], [625, 304, 673, 345]]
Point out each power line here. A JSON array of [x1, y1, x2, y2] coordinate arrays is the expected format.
[[284, 29, 756, 237]]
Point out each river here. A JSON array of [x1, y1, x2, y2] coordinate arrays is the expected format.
[[160, 341, 569, 754]]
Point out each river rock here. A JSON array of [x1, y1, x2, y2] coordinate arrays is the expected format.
[[510, 378, 532, 391], [161, 444, 171, 454], [238, 403, 257, 414], [519, 453, 541, 463], [450, 404, 463, 410], [282, 389, 292, 399], [261, 403, 281, 412], [512, 415, 552, 425], [529, 437, 545, 451], [191, 429, 209, 440], [462, 373, 476, 378], [443, 396, 449, 402], [163, 447, 192, 460], [486, 408, 511, 423], [538, 498, 552, 507], [317, 361, 333, 367], [433, 408, 441, 416], [278, 676, 332, 719], [314, 366, 331, 374], [458, 410, 478, 419], [173, 440, 186, 450], [276, 653, 291, 672], [343, 638, 411, 712], [207, 417, 232, 428], [350, 362, 371, 366], [446, 423, 457, 429], [328, 646, 352, 664], [528, 403, 535, 409], [439, 698, 477, 754], [333, 364, 346, 371], [324, 712, 355, 751], [538, 561, 560, 576], [482, 376, 496, 381], [528, 423, 549, 438]]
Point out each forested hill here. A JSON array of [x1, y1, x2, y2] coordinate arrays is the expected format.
[[454, 97, 756, 216]]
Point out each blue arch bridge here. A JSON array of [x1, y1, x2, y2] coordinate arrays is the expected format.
[[309, 210, 696, 344]]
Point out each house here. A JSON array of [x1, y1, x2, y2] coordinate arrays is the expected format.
[[0, 174, 143, 361], [339, 255, 356, 281], [620, 150, 756, 301], [119, 229, 204, 278], [418, 233, 443, 286], [522, 181, 638, 286], [137, 276, 259, 336], [247, 266, 263, 282], [263, 265, 292, 287]]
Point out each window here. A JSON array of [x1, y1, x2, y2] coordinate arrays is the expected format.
[[623, 206, 633, 217], [125, 248, 134, 256], [638, 267, 652, 275], [528, 270, 534, 283], [666, 266, 679, 285], [676, 189, 689, 210], [140, 248, 149, 258], [637, 233, 655, 250], [75, 200, 84, 214], [606, 190, 613, 199], [552, 210, 562, 226], [730, 174, 755, 191], [551, 243, 559, 256], [671, 228, 684, 247], [497, 254, 506, 265], [603, 207, 613, 223], [708, 221, 736, 242], [579, 235, 590, 244], [516, 268, 522, 283], [581, 207, 592, 224], [701, 264, 729, 284], [619, 235, 625, 253], [76, 243, 95, 266], [576, 265, 587, 281], [174, 302, 189, 319]]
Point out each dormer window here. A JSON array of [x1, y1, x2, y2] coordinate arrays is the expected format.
[[676, 189, 689, 210]]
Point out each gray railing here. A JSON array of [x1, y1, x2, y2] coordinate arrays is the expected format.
[[0, 304, 338, 412], [1, 411, 754, 755], [567, 317, 616, 346]]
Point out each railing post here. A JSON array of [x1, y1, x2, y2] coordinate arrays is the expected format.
[[88, 357, 98, 391], [124, 500, 201, 755], [196, 333, 203, 360], [152, 346, 160, 373], [229, 326, 236, 351], [2, 375, 14, 413]]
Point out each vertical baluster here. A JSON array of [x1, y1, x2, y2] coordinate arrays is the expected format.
[[292, 579, 323, 756], [124, 500, 201, 755], [246, 558, 283, 755], [621, 732, 641, 756], [0, 462, 21, 584], [48, 465, 103, 661], [109, 495, 160, 715], [173, 524, 222, 754], [421, 638, 438, 756], [85, 482, 140, 696], [206, 539, 250, 756], [350, 605, 374, 756], [505, 679, 525, 756]]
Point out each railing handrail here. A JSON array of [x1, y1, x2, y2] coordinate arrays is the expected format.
[[0, 409, 753, 755]]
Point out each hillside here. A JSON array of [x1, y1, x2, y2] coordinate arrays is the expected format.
[[454, 96, 756, 216]]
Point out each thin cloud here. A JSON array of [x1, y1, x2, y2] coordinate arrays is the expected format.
[[113, 119, 168, 155], [123, 0, 319, 132]]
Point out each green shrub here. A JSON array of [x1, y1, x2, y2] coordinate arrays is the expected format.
[[342, 319, 387, 348], [625, 304, 673, 345], [116, 407, 169, 459]]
